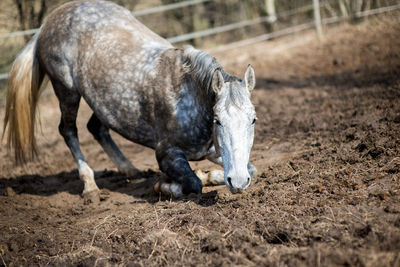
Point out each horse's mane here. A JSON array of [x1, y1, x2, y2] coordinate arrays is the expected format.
[[182, 46, 239, 94]]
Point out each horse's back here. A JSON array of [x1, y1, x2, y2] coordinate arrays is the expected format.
[[41, 0, 169, 44], [37, 0, 171, 88]]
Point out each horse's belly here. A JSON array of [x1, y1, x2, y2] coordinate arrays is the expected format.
[[77, 81, 157, 149], [78, 43, 167, 148]]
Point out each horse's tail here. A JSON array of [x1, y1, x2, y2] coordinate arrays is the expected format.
[[2, 29, 45, 164]]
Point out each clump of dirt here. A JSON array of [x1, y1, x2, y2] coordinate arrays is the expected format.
[[1, 13, 400, 266]]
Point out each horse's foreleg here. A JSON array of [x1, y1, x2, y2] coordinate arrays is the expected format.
[[54, 85, 99, 202], [155, 143, 202, 196], [195, 169, 224, 186], [197, 153, 224, 186], [87, 113, 139, 176]]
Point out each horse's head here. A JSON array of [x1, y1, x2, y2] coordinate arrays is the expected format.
[[212, 65, 256, 193]]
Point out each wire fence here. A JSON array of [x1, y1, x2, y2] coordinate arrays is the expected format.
[[0, 1, 399, 80], [0, 0, 212, 39], [209, 3, 400, 53]]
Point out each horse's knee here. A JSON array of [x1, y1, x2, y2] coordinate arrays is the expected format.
[[156, 145, 187, 174], [155, 144, 202, 195]]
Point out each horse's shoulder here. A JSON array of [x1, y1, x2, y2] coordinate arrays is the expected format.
[[159, 48, 184, 62], [156, 48, 186, 84]]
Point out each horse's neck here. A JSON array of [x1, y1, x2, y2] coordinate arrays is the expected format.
[[181, 46, 232, 110], [184, 75, 216, 110], [157, 47, 217, 110]]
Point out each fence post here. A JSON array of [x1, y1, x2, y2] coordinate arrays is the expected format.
[[265, 0, 277, 31], [339, 0, 349, 17], [313, 0, 323, 40]]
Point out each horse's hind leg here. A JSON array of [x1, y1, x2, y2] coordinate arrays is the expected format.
[[87, 113, 139, 176], [53, 81, 99, 202]]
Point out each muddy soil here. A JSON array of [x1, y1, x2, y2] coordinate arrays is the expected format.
[[1, 14, 400, 266]]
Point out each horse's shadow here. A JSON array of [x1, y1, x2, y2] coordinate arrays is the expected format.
[[0, 169, 219, 206]]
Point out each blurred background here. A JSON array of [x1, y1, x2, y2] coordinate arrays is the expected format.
[[0, 0, 399, 95]]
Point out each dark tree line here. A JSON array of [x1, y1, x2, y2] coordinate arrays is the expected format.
[[12, 0, 61, 41]]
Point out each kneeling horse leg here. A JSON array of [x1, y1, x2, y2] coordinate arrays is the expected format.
[[155, 143, 202, 197]]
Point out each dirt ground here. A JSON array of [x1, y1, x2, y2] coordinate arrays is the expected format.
[[1, 13, 400, 266]]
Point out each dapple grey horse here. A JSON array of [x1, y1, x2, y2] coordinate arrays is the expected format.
[[3, 0, 257, 201]]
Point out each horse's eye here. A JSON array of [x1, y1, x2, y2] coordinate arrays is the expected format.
[[213, 119, 222, 126], [252, 118, 257, 125]]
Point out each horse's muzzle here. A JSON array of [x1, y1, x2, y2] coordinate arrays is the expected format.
[[227, 176, 251, 193]]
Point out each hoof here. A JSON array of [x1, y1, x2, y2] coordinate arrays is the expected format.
[[82, 189, 100, 204]]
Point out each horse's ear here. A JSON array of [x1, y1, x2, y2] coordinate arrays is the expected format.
[[211, 69, 224, 94], [244, 65, 255, 92]]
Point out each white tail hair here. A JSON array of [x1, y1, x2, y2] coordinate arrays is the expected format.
[[2, 29, 45, 163]]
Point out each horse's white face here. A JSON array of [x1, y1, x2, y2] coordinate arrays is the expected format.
[[212, 65, 256, 193]]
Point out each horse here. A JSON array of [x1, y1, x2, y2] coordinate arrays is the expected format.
[[3, 0, 257, 201]]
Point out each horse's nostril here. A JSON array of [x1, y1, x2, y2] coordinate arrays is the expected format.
[[247, 177, 250, 184], [227, 177, 233, 188]]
